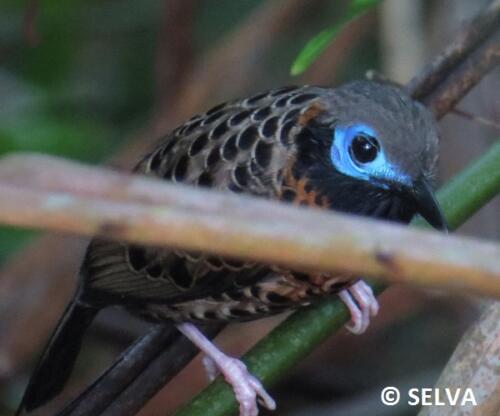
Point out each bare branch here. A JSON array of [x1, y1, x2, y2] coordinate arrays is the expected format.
[[0, 154, 499, 297], [406, 0, 500, 100], [422, 31, 500, 119]]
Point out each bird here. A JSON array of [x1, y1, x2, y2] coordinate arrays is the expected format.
[[17, 80, 447, 416]]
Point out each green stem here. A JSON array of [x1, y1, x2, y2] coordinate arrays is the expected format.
[[175, 141, 500, 416]]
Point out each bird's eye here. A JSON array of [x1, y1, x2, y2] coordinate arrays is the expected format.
[[350, 134, 379, 164]]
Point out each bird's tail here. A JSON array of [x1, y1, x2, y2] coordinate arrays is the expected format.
[[16, 299, 98, 414]]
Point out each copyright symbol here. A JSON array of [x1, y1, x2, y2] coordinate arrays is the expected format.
[[381, 386, 400, 406]]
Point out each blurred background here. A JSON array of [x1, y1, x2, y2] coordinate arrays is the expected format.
[[0, 0, 498, 415]]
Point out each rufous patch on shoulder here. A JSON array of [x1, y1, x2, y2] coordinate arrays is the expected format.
[[298, 101, 325, 126]]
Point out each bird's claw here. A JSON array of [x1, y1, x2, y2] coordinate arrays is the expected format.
[[203, 355, 276, 416], [338, 280, 379, 334]]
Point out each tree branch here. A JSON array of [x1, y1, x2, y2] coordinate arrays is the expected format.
[[0, 154, 499, 297], [406, 0, 500, 101]]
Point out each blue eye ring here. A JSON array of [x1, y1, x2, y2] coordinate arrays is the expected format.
[[331, 123, 412, 187], [330, 124, 384, 182], [349, 133, 380, 164]]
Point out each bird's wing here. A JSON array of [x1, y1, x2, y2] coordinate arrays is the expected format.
[[83, 86, 327, 305]]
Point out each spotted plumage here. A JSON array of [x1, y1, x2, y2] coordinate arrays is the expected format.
[[19, 80, 447, 415], [82, 85, 365, 323]]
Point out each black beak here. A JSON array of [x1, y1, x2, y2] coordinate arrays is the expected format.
[[411, 178, 448, 232]]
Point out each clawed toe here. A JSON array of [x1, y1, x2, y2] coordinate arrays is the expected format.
[[338, 280, 379, 334], [220, 358, 275, 416], [177, 323, 275, 416]]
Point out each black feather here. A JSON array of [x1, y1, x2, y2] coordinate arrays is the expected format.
[[17, 299, 98, 413]]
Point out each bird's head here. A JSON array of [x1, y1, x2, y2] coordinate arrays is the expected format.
[[295, 80, 447, 231]]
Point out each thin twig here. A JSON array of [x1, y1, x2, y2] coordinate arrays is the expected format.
[[451, 108, 500, 131], [422, 31, 500, 119]]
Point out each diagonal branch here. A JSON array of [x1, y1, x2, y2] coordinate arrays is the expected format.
[[406, 0, 500, 101]]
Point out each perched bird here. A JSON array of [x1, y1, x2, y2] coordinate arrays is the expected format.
[[18, 80, 446, 416]]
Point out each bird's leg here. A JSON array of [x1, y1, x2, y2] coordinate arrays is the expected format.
[[337, 280, 379, 334], [176, 323, 276, 416], [201, 355, 219, 381]]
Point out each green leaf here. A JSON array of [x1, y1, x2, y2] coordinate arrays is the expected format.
[[290, 0, 383, 76]]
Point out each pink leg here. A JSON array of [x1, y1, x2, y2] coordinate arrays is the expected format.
[[177, 323, 276, 416], [338, 280, 379, 334]]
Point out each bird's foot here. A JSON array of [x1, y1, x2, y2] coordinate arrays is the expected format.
[[177, 323, 275, 416], [203, 354, 276, 416], [338, 280, 379, 334]]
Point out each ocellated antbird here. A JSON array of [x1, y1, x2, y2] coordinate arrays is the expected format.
[[18, 80, 447, 416]]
